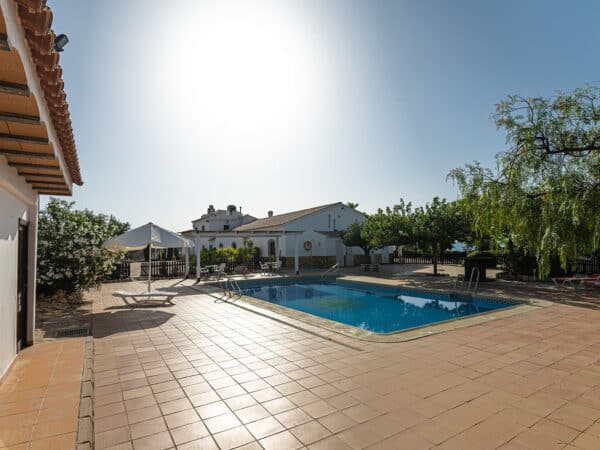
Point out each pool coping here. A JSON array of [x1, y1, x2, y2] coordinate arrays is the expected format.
[[195, 275, 553, 343]]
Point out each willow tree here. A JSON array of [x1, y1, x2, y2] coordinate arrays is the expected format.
[[449, 85, 600, 278]]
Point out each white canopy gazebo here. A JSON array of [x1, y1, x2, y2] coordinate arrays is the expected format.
[[104, 222, 194, 292]]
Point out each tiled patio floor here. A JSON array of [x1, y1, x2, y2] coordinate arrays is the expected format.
[[89, 277, 600, 449], [0, 339, 85, 449]]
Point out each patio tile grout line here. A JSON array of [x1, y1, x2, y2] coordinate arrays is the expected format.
[[189, 284, 364, 352]]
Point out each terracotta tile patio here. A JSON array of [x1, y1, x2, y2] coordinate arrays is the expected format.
[[86, 277, 600, 449], [0, 339, 85, 449]]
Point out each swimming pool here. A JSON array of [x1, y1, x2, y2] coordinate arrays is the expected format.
[[238, 278, 519, 334]]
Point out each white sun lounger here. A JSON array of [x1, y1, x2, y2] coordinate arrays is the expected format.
[[114, 290, 176, 305]]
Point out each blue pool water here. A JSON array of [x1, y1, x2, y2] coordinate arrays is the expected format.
[[239, 278, 517, 334]]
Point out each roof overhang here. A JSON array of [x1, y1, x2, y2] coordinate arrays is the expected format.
[[195, 230, 303, 238], [0, 0, 81, 196]]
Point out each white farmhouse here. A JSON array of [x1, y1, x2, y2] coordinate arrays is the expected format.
[[191, 202, 393, 273], [0, 1, 82, 378], [192, 204, 256, 232]]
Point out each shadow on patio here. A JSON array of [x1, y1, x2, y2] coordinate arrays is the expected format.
[[92, 309, 176, 338]]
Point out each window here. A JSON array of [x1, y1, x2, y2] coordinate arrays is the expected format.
[[201, 225, 205, 231], [232, 242, 237, 249], [224, 224, 230, 230], [219, 243, 223, 249], [328, 214, 331, 227], [333, 219, 336, 230]]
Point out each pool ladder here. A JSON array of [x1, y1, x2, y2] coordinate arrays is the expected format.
[[219, 277, 242, 298], [453, 267, 480, 296], [321, 263, 339, 278]]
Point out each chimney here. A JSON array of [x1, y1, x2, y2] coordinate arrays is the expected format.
[[207, 205, 215, 214], [268, 210, 273, 218]]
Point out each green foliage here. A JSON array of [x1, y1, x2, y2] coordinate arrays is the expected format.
[[201, 239, 257, 265], [341, 222, 372, 259], [449, 85, 600, 278], [410, 197, 470, 274], [361, 200, 414, 249], [37, 198, 129, 294], [356, 198, 469, 274], [345, 202, 359, 209]]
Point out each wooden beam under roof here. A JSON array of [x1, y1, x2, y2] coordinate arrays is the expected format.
[[0, 149, 55, 159], [23, 174, 64, 180], [36, 187, 71, 194], [0, 33, 9, 52], [0, 133, 48, 145], [38, 193, 70, 197], [0, 80, 30, 96], [26, 179, 64, 185], [37, 188, 71, 195], [0, 111, 41, 125], [31, 184, 67, 190], [8, 161, 60, 170]]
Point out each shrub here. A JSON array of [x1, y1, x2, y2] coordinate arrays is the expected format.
[[37, 199, 129, 295]]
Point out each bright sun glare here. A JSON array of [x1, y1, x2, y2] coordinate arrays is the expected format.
[[155, 2, 329, 152]]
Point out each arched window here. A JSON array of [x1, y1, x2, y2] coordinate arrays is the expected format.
[[201, 225, 205, 231], [231, 242, 237, 249], [268, 239, 276, 258], [219, 243, 223, 249]]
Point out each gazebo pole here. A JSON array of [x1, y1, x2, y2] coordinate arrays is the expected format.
[[148, 243, 152, 292], [195, 234, 201, 282]]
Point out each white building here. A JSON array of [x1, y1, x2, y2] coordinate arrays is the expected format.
[[192, 204, 256, 232], [192, 202, 393, 273], [0, 1, 82, 378]]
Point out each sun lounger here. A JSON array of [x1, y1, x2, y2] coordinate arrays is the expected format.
[[114, 290, 176, 304], [552, 274, 600, 289]]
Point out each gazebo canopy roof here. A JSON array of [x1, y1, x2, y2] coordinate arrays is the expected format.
[[104, 222, 193, 251]]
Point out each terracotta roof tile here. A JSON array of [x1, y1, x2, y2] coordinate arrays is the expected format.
[[15, 0, 82, 185], [233, 203, 341, 232]]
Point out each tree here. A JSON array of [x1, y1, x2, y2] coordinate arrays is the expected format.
[[37, 198, 129, 296], [345, 202, 359, 209], [342, 222, 373, 263], [411, 198, 469, 275], [360, 201, 414, 250], [449, 85, 600, 278]]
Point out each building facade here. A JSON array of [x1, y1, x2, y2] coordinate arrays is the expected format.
[[0, 0, 81, 378], [191, 204, 256, 232], [192, 203, 393, 272]]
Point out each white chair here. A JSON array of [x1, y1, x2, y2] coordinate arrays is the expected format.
[[272, 260, 282, 272], [258, 261, 271, 275], [197, 266, 210, 280], [214, 262, 226, 279]]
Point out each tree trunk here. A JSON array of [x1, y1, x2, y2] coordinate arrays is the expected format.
[[362, 247, 371, 264], [433, 254, 438, 275]]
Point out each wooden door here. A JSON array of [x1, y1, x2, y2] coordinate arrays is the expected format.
[[17, 221, 28, 351]]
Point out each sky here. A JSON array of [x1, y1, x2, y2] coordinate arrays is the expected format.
[[46, 0, 600, 231]]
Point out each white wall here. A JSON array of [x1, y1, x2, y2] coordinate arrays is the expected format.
[[0, 159, 38, 379], [283, 204, 365, 232], [192, 210, 254, 232]]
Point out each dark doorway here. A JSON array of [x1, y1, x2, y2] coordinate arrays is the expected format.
[[17, 221, 28, 351], [268, 239, 276, 258]]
